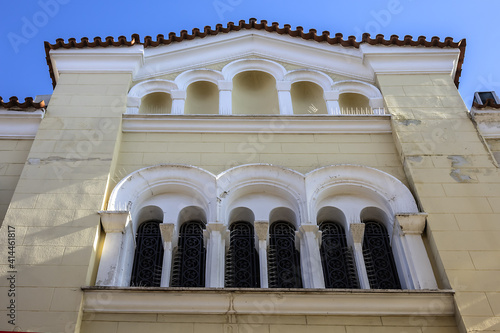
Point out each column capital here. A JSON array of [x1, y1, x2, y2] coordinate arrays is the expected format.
[[298, 224, 321, 238], [218, 80, 233, 91], [206, 222, 227, 232], [98, 210, 130, 233], [254, 221, 269, 241], [395, 213, 427, 235], [159, 223, 175, 243], [276, 81, 292, 91], [170, 90, 186, 100], [350, 223, 365, 244]]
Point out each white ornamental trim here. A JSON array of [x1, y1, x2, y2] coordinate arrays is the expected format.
[[0, 110, 45, 139], [82, 287, 455, 316], [122, 114, 391, 134]]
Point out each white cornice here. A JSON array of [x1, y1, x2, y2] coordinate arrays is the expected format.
[[137, 31, 373, 82], [49, 44, 144, 83], [361, 44, 460, 76], [122, 114, 392, 134], [82, 287, 455, 316], [0, 110, 44, 139]]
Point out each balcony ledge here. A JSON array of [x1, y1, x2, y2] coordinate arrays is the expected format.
[[82, 286, 454, 316]]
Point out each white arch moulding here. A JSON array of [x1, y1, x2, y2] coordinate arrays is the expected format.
[[174, 69, 225, 90], [284, 69, 334, 92], [305, 164, 437, 290], [222, 58, 287, 82], [331, 80, 385, 113], [126, 79, 180, 114]]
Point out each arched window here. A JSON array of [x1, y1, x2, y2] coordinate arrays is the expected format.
[[139, 92, 172, 114], [268, 221, 302, 288], [225, 221, 260, 288], [363, 221, 401, 289], [319, 222, 358, 288], [130, 220, 164, 287], [171, 221, 206, 287]]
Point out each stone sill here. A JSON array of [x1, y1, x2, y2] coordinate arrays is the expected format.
[[122, 114, 392, 134], [82, 286, 454, 316]]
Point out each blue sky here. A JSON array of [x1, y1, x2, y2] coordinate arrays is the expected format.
[[1, 0, 499, 107]]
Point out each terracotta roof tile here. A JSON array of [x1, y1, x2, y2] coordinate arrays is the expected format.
[[44, 18, 466, 89], [0, 96, 45, 110]]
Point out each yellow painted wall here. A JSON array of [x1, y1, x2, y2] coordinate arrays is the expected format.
[[0, 139, 33, 226], [379, 73, 500, 332], [0, 72, 130, 333], [113, 132, 405, 188]]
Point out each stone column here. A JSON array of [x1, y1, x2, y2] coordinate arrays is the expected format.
[[324, 91, 341, 115], [369, 97, 385, 115], [276, 81, 294, 115], [298, 224, 325, 288], [218, 80, 233, 115], [96, 211, 133, 287], [170, 90, 186, 115], [395, 213, 438, 289], [350, 223, 370, 289], [254, 221, 269, 288], [205, 223, 228, 287], [159, 223, 176, 287]]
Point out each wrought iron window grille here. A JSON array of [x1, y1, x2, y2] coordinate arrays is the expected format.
[[268, 221, 302, 288], [130, 220, 164, 287]]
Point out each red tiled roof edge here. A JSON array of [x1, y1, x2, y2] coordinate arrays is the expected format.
[[472, 99, 500, 109], [0, 96, 45, 110], [44, 18, 466, 89]]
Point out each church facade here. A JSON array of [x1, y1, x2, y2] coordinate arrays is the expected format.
[[1, 19, 499, 333]]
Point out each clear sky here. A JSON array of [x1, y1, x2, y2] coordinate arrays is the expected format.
[[1, 0, 499, 108]]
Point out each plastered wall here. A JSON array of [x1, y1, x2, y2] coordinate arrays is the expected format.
[[380, 73, 500, 332]]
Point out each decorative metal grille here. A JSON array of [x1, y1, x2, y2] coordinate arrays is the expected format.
[[171, 221, 206, 287], [225, 221, 260, 288], [268, 221, 302, 288], [319, 222, 359, 289], [130, 220, 164, 287], [363, 221, 401, 289]]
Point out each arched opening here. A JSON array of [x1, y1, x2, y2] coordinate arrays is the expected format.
[[318, 221, 358, 289], [362, 220, 401, 289], [130, 220, 164, 287], [338, 93, 371, 115], [225, 221, 260, 288], [268, 220, 302, 288], [171, 220, 206, 287], [184, 81, 219, 115], [228, 207, 255, 225], [291, 81, 328, 115], [232, 71, 279, 115], [139, 92, 172, 114], [177, 206, 207, 226]]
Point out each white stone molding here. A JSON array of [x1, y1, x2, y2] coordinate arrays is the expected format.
[[170, 90, 186, 115], [127, 79, 179, 114], [159, 223, 175, 287], [470, 108, 500, 139], [349, 223, 370, 289], [254, 221, 269, 289], [395, 213, 438, 290], [331, 80, 385, 114], [95, 211, 134, 287], [49, 44, 144, 84], [174, 69, 224, 90], [284, 69, 334, 92], [218, 80, 233, 115], [205, 223, 228, 287], [360, 43, 461, 77], [0, 110, 45, 139], [298, 225, 325, 288], [222, 58, 287, 82], [83, 288, 455, 316], [276, 80, 294, 115], [122, 114, 392, 134], [217, 164, 306, 227]]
